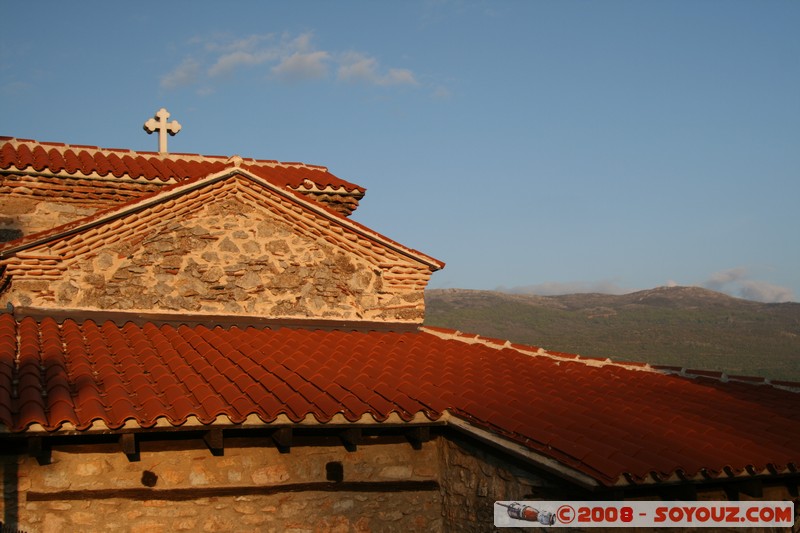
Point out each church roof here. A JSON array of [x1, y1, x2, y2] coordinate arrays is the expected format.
[[2, 312, 798, 489], [0, 137, 363, 192], [1, 137, 366, 217]]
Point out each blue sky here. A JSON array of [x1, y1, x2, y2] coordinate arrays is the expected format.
[[2, 1, 798, 302]]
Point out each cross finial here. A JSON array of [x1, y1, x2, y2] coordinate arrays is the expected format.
[[143, 108, 181, 153]]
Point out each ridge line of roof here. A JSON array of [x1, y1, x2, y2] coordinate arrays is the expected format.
[[1, 136, 331, 172], [419, 326, 800, 392]]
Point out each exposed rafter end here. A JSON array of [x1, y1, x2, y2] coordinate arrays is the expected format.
[[272, 428, 292, 454], [406, 426, 430, 450], [203, 428, 224, 456], [28, 437, 51, 466], [339, 428, 361, 452], [120, 433, 139, 462]]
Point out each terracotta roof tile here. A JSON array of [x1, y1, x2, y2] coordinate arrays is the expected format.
[[1, 313, 798, 487], [1, 137, 364, 192]]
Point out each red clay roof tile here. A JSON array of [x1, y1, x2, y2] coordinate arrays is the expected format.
[[1, 313, 798, 487], [1, 137, 364, 193]]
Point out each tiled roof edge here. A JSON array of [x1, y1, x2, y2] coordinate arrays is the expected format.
[[445, 415, 602, 489], [446, 412, 798, 489], [1, 411, 445, 436], [237, 170, 443, 270], [420, 326, 656, 373], [420, 326, 800, 392], [1, 136, 335, 173], [3, 166, 175, 185], [288, 181, 366, 198], [650, 365, 800, 393]]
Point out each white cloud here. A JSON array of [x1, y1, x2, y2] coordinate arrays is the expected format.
[[737, 280, 794, 303], [704, 267, 749, 292], [702, 267, 794, 303], [162, 32, 420, 90], [337, 52, 379, 83], [208, 50, 278, 77], [382, 68, 418, 86], [432, 85, 452, 99], [494, 271, 796, 303], [288, 32, 314, 53], [272, 51, 330, 82], [204, 33, 273, 53], [337, 52, 418, 86], [160, 57, 201, 89]]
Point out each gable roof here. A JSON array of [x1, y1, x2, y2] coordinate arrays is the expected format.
[[0, 165, 444, 272], [0, 137, 366, 216], [2, 312, 798, 489], [0, 136, 362, 191]]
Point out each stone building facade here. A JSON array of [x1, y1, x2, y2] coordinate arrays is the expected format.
[[1, 136, 799, 532], [4, 426, 576, 533]]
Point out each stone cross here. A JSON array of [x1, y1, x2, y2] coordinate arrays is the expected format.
[[143, 108, 182, 153]]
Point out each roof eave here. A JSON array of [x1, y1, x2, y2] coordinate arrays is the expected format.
[[445, 415, 602, 490]]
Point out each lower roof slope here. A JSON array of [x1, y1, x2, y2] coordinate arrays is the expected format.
[[1, 312, 798, 488]]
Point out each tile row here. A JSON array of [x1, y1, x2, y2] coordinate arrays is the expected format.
[[1, 313, 798, 487], [1, 137, 363, 193]]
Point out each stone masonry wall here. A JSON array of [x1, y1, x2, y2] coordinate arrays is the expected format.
[[438, 435, 577, 532], [3, 178, 429, 322], [0, 196, 97, 244], [0, 176, 160, 243], [1, 435, 442, 533]]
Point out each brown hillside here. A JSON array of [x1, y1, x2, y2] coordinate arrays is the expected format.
[[424, 286, 800, 381]]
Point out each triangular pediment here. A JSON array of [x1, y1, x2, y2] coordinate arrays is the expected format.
[[0, 169, 443, 323], [0, 136, 367, 239]]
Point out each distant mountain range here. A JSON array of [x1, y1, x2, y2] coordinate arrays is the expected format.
[[424, 286, 800, 382]]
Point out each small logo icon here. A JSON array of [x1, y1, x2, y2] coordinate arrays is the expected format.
[[496, 502, 556, 525], [557, 504, 576, 524]]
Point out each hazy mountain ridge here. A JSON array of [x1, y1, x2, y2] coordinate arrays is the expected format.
[[424, 286, 800, 381]]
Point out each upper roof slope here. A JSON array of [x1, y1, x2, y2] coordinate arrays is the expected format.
[[0, 136, 363, 190], [0, 137, 365, 216]]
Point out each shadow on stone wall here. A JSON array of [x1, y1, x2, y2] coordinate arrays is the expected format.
[[1, 457, 20, 531], [0, 228, 22, 244]]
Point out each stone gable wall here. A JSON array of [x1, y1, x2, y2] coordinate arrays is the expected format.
[[2, 178, 429, 322]]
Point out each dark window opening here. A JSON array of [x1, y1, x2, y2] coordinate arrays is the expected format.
[[326, 461, 343, 483]]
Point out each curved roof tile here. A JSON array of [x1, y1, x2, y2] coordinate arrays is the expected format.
[[1, 137, 364, 193], [1, 313, 797, 487]]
